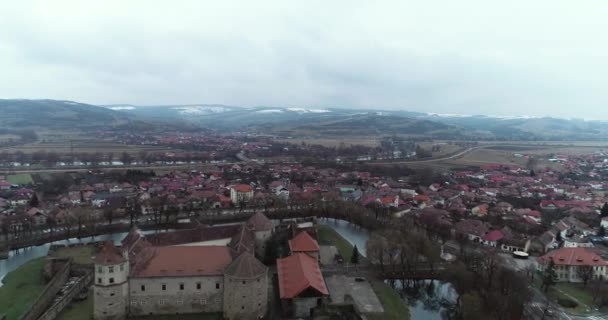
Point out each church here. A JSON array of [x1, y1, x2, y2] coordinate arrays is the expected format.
[[93, 213, 273, 320]]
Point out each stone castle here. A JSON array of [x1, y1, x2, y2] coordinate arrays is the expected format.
[[94, 213, 273, 320]]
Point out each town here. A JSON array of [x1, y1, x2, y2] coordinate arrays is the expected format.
[[2, 144, 608, 320]]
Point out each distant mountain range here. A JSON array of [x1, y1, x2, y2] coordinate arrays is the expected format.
[[0, 99, 128, 129], [2, 99, 608, 141]]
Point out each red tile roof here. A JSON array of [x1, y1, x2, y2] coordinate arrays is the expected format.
[[131, 246, 232, 278], [233, 184, 253, 192], [289, 231, 320, 253], [482, 230, 504, 242], [95, 241, 126, 265], [539, 247, 608, 267], [277, 253, 329, 299]]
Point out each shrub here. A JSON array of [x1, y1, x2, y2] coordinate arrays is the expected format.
[[557, 297, 578, 308]]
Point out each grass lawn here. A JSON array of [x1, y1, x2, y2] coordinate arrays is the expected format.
[[52, 246, 97, 265], [554, 283, 595, 311], [58, 289, 93, 320], [5, 173, 33, 185], [531, 276, 594, 315], [134, 314, 222, 320], [317, 225, 354, 262], [0, 257, 46, 320], [367, 280, 410, 320]]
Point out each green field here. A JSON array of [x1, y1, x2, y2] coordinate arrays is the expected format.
[[51, 246, 96, 265], [317, 224, 355, 262], [5, 173, 33, 185], [367, 280, 411, 320], [0, 257, 46, 320]]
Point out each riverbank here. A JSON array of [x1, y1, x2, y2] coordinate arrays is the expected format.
[[0, 257, 46, 320], [317, 223, 410, 319]]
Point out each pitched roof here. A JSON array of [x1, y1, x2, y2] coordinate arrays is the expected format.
[[482, 230, 504, 242], [233, 184, 253, 192], [229, 224, 256, 255], [247, 212, 273, 232], [95, 241, 126, 265], [224, 252, 267, 279], [277, 253, 329, 299], [539, 247, 608, 267], [131, 246, 232, 277], [289, 231, 320, 252]]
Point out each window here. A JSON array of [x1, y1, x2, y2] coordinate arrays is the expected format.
[[242, 281, 246, 285], [98, 278, 102, 284], [110, 293, 115, 297], [120, 264, 124, 272], [109, 278, 115, 284], [216, 283, 220, 289], [162, 284, 167, 291], [141, 285, 146, 292], [241, 306, 245, 310], [179, 283, 184, 290], [97, 267, 103, 273], [109, 266, 114, 273], [197, 282, 201, 290]]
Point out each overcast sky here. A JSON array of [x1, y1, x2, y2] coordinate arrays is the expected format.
[[1, 1, 607, 119]]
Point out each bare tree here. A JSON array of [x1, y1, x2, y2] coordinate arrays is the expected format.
[[577, 265, 594, 287]]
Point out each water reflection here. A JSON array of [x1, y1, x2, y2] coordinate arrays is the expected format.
[[387, 279, 458, 320], [0, 229, 171, 286], [318, 218, 370, 256]]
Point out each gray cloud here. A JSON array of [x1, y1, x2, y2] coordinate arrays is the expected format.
[[1, 0, 607, 119]]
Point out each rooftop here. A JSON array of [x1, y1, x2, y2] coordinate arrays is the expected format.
[[131, 246, 232, 278], [277, 253, 328, 299], [289, 231, 320, 253]]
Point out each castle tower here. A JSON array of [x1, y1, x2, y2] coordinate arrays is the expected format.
[[223, 252, 269, 320], [246, 212, 273, 258], [94, 241, 129, 320]]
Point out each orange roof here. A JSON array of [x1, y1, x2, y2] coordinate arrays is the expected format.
[[277, 253, 329, 299], [233, 184, 253, 192], [539, 247, 608, 267], [131, 246, 232, 278], [95, 241, 126, 265], [289, 231, 320, 252]]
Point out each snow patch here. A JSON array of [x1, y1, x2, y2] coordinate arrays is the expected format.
[[287, 108, 330, 113], [109, 106, 136, 110], [256, 109, 284, 113], [173, 106, 231, 115]]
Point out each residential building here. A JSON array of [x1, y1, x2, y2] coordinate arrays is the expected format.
[[538, 247, 608, 283]]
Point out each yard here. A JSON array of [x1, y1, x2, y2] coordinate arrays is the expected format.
[[316, 224, 410, 319], [51, 245, 97, 265], [0, 257, 46, 320], [317, 225, 355, 262], [58, 288, 93, 320], [5, 173, 33, 185], [367, 280, 411, 320], [532, 277, 598, 315]]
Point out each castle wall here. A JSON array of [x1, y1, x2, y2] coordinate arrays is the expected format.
[[128, 276, 224, 315], [254, 230, 271, 258], [95, 263, 129, 286], [94, 283, 128, 320], [223, 272, 268, 320]]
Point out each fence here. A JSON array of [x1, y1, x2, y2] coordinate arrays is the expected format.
[[37, 268, 93, 320], [19, 258, 71, 320]]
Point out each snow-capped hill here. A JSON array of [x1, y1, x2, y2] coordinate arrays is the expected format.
[[108, 105, 136, 110], [255, 109, 284, 113], [172, 106, 233, 115], [286, 108, 331, 114]]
